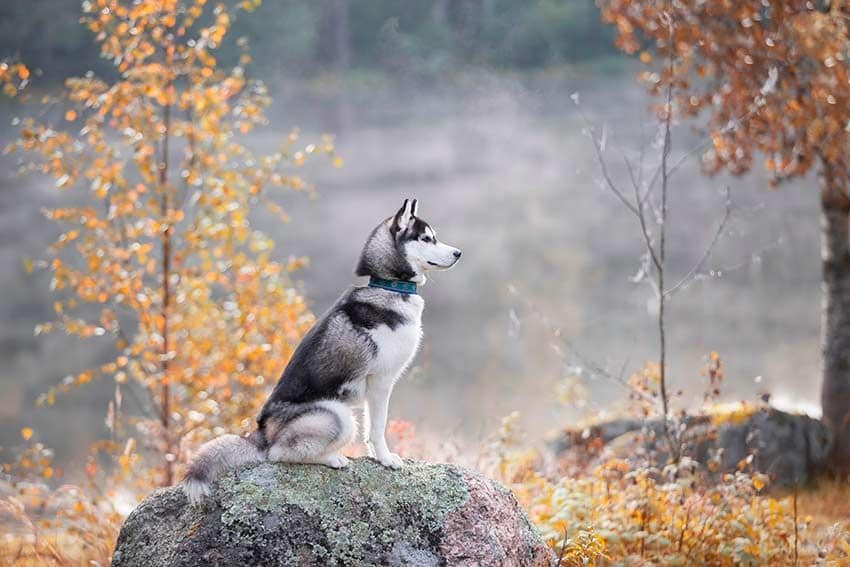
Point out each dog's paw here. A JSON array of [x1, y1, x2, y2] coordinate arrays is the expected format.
[[376, 452, 404, 469], [322, 454, 350, 469]]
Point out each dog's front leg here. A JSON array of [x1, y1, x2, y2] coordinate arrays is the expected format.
[[364, 379, 403, 469]]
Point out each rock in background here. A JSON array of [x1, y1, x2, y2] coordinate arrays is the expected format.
[[549, 407, 832, 485], [111, 459, 553, 567]]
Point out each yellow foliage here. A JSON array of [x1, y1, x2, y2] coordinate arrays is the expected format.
[[2, 0, 340, 511], [705, 401, 760, 426], [485, 418, 850, 566], [602, 0, 850, 179]]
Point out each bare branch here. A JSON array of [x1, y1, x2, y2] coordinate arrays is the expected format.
[[584, 118, 642, 219], [637, 119, 647, 189], [626, 155, 664, 273], [655, 32, 677, 459], [507, 286, 656, 405], [665, 186, 733, 297], [577, 106, 664, 274], [624, 155, 642, 195], [557, 335, 656, 405], [635, 67, 766, 219]]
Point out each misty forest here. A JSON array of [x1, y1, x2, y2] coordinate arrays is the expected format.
[[2, 1, 850, 565]]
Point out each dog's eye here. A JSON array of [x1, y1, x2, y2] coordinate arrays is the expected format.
[[422, 236, 433, 243]]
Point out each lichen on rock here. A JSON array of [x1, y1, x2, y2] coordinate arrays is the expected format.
[[111, 458, 553, 567]]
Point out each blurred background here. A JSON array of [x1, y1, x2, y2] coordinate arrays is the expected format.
[[0, 0, 820, 466]]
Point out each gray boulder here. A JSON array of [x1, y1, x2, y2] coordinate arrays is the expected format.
[[549, 407, 832, 485], [708, 408, 832, 483], [111, 458, 553, 567]]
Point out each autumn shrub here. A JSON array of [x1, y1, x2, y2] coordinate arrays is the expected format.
[[1, 0, 338, 564], [483, 411, 850, 566], [0, 426, 126, 565], [476, 355, 848, 565]]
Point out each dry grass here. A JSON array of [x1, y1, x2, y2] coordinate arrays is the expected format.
[[795, 477, 850, 528], [2, 419, 850, 566], [0, 530, 115, 567]]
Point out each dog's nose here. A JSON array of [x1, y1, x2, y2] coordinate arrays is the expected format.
[[453, 250, 462, 259]]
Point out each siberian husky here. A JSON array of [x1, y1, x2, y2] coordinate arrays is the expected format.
[[183, 199, 461, 504]]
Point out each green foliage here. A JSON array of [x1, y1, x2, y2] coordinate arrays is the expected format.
[[0, 0, 621, 80], [480, 0, 617, 67]]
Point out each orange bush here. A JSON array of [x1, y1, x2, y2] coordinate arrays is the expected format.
[[1, 1, 339, 563]]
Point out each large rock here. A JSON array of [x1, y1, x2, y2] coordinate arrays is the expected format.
[[111, 458, 553, 567], [549, 407, 832, 485]]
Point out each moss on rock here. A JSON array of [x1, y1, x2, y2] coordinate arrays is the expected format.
[[111, 458, 553, 567]]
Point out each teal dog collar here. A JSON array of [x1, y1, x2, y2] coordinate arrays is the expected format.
[[368, 277, 418, 295]]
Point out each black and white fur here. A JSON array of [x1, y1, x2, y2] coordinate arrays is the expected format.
[[183, 199, 461, 504]]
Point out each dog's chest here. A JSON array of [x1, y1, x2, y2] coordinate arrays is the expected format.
[[367, 296, 423, 377]]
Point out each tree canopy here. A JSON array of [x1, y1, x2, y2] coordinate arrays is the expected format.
[[602, 0, 850, 466], [603, 0, 850, 182], [6, 0, 338, 487]]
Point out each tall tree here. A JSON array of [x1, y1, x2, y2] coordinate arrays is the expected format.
[[600, 0, 850, 466], [6, 0, 337, 487]]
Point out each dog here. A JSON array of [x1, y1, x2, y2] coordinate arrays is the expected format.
[[183, 199, 461, 504]]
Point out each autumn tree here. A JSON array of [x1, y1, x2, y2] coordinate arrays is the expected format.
[[600, 0, 850, 467], [5, 0, 338, 488]]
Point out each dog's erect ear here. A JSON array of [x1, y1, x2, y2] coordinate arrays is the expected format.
[[410, 199, 419, 218], [392, 198, 415, 232]]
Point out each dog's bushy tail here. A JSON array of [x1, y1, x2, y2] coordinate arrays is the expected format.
[[182, 432, 265, 505]]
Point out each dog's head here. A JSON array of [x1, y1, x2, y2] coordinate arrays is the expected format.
[[390, 199, 462, 276], [356, 199, 461, 284]]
